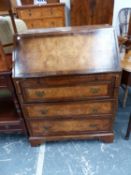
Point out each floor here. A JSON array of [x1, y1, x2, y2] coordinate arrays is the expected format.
[[0, 87, 131, 175]]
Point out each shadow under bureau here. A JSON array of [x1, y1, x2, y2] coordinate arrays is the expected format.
[[13, 26, 121, 146]]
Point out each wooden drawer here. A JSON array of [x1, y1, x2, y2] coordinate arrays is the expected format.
[[17, 9, 42, 19], [22, 84, 112, 102], [23, 101, 114, 119], [18, 74, 118, 88], [43, 18, 65, 27], [19, 75, 116, 102], [0, 124, 24, 133], [25, 18, 64, 29], [46, 6, 64, 17], [17, 6, 64, 20], [25, 19, 44, 29], [28, 117, 113, 136]]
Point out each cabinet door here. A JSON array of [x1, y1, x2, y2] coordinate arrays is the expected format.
[[71, 0, 114, 26]]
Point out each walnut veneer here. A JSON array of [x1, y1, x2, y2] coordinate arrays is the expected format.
[[13, 26, 121, 146], [71, 0, 114, 26], [16, 3, 65, 29]]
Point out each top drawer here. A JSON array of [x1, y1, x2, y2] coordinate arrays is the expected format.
[[17, 6, 65, 19], [17, 74, 117, 103]]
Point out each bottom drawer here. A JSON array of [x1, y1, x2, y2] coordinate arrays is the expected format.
[[25, 18, 64, 29], [0, 124, 24, 133], [28, 117, 113, 136]]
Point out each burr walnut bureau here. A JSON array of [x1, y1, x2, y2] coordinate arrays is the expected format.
[[13, 26, 121, 146]]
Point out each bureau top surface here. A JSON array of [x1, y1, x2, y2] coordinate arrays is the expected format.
[[13, 26, 121, 78]]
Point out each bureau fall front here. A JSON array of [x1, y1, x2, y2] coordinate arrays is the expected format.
[[13, 26, 121, 146]]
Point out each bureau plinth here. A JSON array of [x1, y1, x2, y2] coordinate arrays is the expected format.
[[13, 26, 121, 146]]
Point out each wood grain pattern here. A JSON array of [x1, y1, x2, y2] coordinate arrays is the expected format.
[[71, 0, 114, 26], [16, 3, 65, 29], [13, 27, 120, 78], [13, 26, 121, 146], [29, 118, 112, 136], [22, 84, 110, 102], [23, 100, 114, 118]]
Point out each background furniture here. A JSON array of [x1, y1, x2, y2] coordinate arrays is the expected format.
[[70, 0, 114, 26], [118, 8, 131, 52], [13, 26, 121, 146], [0, 42, 26, 133], [16, 3, 65, 29], [0, 0, 27, 54], [118, 8, 131, 37], [121, 51, 131, 108], [0, 16, 27, 53], [119, 11, 131, 107], [0, 0, 17, 41]]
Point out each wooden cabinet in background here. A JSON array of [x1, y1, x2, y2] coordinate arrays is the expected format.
[[16, 3, 65, 29], [71, 0, 114, 26], [0, 45, 26, 134], [13, 26, 121, 146]]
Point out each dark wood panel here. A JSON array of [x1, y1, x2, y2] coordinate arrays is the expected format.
[[29, 117, 113, 136], [71, 0, 114, 26], [0, 43, 26, 134]]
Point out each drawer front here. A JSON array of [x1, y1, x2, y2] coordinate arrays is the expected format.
[[19, 74, 116, 102], [29, 118, 112, 136], [43, 6, 64, 18], [17, 9, 42, 19], [17, 6, 64, 20], [22, 83, 111, 102], [25, 19, 44, 29], [23, 101, 114, 119], [0, 124, 23, 132], [25, 18, 64, 29], [43, 18, 65, 27]]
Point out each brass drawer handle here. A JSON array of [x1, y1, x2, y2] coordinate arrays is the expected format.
[[89, 124, 98, 128], [90, 88, 100, 94], [5, 125, 10, 129], [43, 126, 50, 131], [41, 109, 48, 115], [35, 91, 45, 97], [91, 108, 98, 113]]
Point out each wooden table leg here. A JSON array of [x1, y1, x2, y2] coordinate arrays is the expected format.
[[125, 113, 131, 140], [123, 85, 128, 108]]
